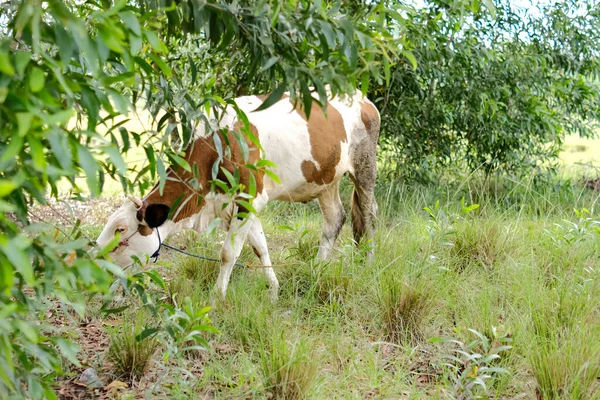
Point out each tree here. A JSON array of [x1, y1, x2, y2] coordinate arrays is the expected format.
[[375, 0, 600, 181], [0, 0, 395, 397]]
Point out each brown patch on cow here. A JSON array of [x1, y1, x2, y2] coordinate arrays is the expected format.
[[138, 225, 154, 236], [295, 100, 347, 185], [145, 122, 263, 222]]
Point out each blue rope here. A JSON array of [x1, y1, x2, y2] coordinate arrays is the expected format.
[[160, 242, 248, 268]]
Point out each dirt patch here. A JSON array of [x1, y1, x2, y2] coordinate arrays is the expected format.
[[30, 197, 122, 227]]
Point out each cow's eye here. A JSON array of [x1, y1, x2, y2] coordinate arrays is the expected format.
[[115, 227, 126, 234]]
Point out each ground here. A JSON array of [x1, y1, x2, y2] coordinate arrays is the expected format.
[[36, 134, 600, 399]]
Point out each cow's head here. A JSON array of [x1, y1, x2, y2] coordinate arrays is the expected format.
[[96, 195, 170, 266]]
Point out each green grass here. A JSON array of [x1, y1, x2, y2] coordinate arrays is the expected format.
[[91, 172, 600, 399], [60, 140, 600, 398]]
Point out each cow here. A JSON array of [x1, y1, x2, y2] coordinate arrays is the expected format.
[[96, 90, 380, 301]]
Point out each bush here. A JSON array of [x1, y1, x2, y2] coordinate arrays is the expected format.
[[375, 0, 600, 181]]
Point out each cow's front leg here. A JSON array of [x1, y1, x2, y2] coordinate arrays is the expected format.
[[247, 218, 279, 302], [214, 215, 255, 299]]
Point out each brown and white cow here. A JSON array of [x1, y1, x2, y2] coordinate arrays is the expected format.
[[97, 90, 380, 300]]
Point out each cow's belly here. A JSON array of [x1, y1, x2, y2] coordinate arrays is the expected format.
[[261, 134, 351, 203]]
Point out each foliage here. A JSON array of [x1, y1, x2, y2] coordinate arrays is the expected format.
[[0, 0, 393, 397], [376, 0, 600, 181]]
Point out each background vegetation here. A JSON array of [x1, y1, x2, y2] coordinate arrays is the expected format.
[[0, 0, 599, 398]]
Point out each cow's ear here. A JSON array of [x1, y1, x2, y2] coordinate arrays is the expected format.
[[144, 204, 170, 228]]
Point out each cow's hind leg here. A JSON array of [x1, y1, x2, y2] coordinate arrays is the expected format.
[[316, 180, 346, 260], [247, 218, 279, 301], [350, 146, 378, 258]]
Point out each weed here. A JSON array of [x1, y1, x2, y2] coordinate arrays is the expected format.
[[174, 255, 220, 293]]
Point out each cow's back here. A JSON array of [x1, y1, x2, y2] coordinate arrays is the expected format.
[[232, 91, 374, 202]]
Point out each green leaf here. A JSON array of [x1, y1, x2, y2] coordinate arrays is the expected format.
[[145, 270, 166, 291], [169, 153, 191, 172], [103, 145, 127, 175], [16, 321, 38, 343], [319, 21, 336, 48], [119, 11, 142, 36], [29, 136, 46, 171], [54, 338, 81, 366], [136, 328, 159, 342], [0, 180, 17, 197], [16, 112, 33, 137], [0, 87, 7, 103], [0, 237, 34, 286], [14, 51, 31, 76], [145, 31, 167, 53], [254, 82, 286, 112], [96, 260, 126, 279], [157, 158, 167, 195], [263, 169, 281, 184], [206, 217, 222, 235], [0, 135, 24, 163], [29, 67, 45, 93], [235, 199, 257, 214], [42, 110, 73, 126], [0, 52, 14, 75], [260, 56, 280, 71], [77, 145, 100, 197], [48, 130, 73, 170], [256, 159, 278, 168], [403, 50, 417, 70], [148, 54, 172, 78]]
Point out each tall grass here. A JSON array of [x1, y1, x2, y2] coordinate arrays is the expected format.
[[97, 173, 600, 398]]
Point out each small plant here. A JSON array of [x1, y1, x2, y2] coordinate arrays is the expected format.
[[545, 208, 600, 247], [259, 331, 319, 400], [431, 327, 512, 399], [107, 322, 159, 382], [287, 227, 319, 262], [378, 273, 435, 345], [424, 199, 480, 247]]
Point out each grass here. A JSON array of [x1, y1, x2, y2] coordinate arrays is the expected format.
[[48, 139, 600, 398], [107, 317, 159, 383]]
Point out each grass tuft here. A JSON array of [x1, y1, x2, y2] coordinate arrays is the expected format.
[[377, 273, 435, 345], [259, 331, 319, 400], [107, 323, 159, 383]]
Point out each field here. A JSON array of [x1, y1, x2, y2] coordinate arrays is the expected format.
[[45, 137, 600, 399]]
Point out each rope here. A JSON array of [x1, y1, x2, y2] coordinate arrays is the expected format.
[[160, 243, 247, 268], [159, 243, 295, 269]]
